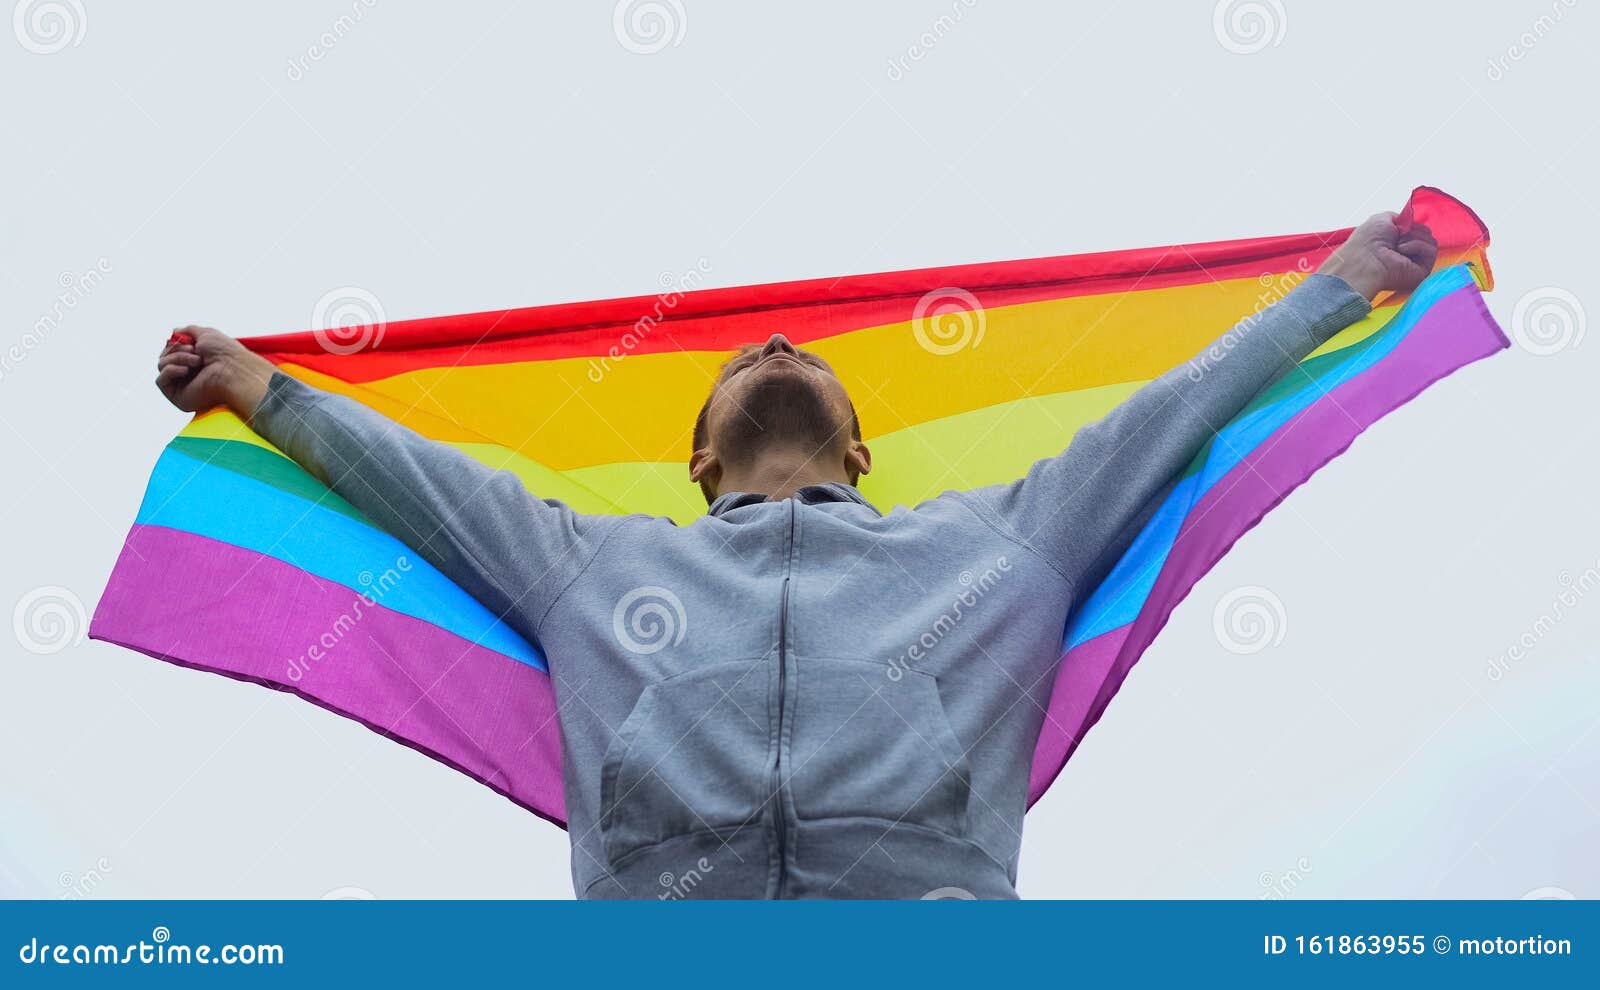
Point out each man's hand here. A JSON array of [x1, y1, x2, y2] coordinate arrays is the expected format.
[[156, 326, 277, 417], [1317, 211, 1439, 302]]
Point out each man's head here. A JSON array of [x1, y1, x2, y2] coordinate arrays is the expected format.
[[689, 333, 871, 503]]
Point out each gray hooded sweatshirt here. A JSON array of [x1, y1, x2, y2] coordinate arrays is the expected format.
[[250, 274, 1369, 898]]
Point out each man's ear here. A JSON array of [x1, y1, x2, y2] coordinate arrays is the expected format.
[[846, 440, 872, 480], [689, 447, 720, 488]]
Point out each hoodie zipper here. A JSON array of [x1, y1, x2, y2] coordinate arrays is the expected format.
[[771, 499, 797, 898]]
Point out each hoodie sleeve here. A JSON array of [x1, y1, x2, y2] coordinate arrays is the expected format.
[[249, 372, 608, 642], [960, 273, 1372, 591]]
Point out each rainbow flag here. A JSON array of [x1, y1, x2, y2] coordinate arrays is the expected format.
[[91, 187, 1506, 826]]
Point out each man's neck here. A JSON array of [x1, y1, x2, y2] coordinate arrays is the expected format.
[[714, 448, 851, 502]]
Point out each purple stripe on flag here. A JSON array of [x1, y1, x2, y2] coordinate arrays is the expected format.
[[1027, 283, 1509, 803], [90, 524, 568, 826]]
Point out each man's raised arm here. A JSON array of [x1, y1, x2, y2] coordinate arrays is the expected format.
[[155, 327, 605, 644], [964, 211, 1438, 592]]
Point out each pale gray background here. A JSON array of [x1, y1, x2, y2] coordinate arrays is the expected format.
[[2, 1, 1595, 899]]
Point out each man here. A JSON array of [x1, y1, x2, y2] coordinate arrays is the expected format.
[[155, 211, 1436, 899]]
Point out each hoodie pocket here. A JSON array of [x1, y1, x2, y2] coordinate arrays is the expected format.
[[788, 658, 970, 836], [599, 659, 771, 866]]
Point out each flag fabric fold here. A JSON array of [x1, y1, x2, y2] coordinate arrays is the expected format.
[[91, 186, 1507, 826]]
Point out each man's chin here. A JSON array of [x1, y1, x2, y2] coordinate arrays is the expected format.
[[745, 364, 824, 405], [721, 368, 841, 454], [748, 356, 810, 379]]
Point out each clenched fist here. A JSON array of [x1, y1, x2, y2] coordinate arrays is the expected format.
[[1317, 212, 1439, 302], [156, 326, 277, 417]]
